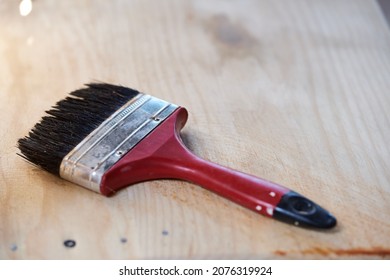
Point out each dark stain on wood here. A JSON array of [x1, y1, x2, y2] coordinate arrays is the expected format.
[[206, 14, 259, 59]]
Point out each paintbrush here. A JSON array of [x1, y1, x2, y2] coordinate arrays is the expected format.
[[18, 83, 336, 229]]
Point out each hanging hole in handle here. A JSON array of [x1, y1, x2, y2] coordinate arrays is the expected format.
[[290, 196, 316, 215]]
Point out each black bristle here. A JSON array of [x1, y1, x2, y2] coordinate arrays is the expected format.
[[17, 83, 139, 175]]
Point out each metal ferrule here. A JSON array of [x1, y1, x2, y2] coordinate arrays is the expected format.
[[59, 93, 178, 193]]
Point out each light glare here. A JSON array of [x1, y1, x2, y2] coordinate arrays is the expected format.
[[19, 0, 33, 17]]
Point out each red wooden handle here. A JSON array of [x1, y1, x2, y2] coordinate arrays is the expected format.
[[100, 107, 289, 217]]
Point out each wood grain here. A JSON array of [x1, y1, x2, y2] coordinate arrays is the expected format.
[[1, 0, 390, 259]]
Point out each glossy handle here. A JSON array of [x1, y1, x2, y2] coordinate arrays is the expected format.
[[100, 108, 337, 229], [152, 133, 292, 217], [163, 146, 291, 219]]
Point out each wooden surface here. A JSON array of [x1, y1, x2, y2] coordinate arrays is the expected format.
[[1, 0, 390, 259]]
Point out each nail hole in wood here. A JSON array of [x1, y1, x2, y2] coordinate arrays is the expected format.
[[64, 240, 76, 248]]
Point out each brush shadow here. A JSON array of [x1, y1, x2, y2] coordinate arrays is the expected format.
[[178, 131, 197, 152]]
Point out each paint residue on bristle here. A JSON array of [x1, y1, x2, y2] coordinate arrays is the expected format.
[[17, 83, 139, 175]]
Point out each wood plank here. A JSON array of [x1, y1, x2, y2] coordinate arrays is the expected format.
[[0, 0, 390, 259]]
